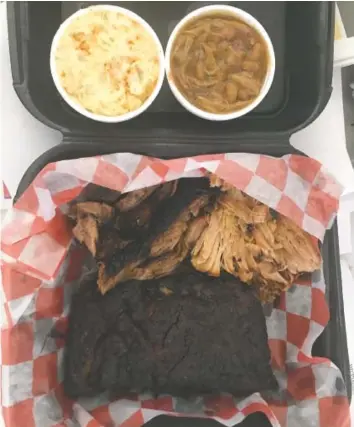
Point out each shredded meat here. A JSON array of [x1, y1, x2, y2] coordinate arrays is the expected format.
[[183, 216, 208, 248], [149, 194, 211, 257], [274, 216, 321, 274], [96, 179, 216, 294], [116, 202, 154, 239], [97, 196, 212, 293], [72, 214, 99, 256], [70, 175, 321, 303], [116, 184, 160, 212], [70, 202, 113, 222], [96, 225, 130, 260], [150, 219, 188, 258], [97, 260, 138, 294], [116, 181, 178, 212], [191, 175, 321, 302], [128, 245, 189, 281], [128, 216, 209, 285]]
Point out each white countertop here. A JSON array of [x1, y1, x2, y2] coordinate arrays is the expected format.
[[0, 1, 353, 418]]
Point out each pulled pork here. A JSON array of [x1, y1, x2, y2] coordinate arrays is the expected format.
[[69, 175, 321, 302], [191, 178, 321, 302], [97, 191, 212, 294]]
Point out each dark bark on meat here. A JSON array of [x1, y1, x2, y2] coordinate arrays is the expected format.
[[115, 203, 153, 240], [72, 215, 99, 256], [116, 184, 161, 212], [69, 178, 220, 294], [73, 184, 121, 205], [96, 225, 129, 260], [64, 271, 277, 399], [99, 181, 180, 244], [103, 178, 212, 278], [69, 202, 113, 223]]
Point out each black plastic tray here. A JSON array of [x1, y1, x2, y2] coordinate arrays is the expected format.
[[8, 1, 334, 146], [7, 1, 351, 425], [13, 144, 352, 427]]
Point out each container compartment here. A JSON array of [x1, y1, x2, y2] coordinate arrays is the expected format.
[[8, 1, 334, 141], [7, 1, 351, 425], [13, 143, 352, 409]]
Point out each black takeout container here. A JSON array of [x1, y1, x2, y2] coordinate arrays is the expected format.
[[7, 1, 351, 426], [9, 1, 335, 145], [11, 147, 353, 427]]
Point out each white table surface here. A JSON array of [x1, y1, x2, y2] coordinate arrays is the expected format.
[[0, 1, 353, 420]]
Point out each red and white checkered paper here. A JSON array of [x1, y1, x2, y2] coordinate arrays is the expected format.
[[0, 153, 351, 427]]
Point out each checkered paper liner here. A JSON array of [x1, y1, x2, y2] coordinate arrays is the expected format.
[[0, 152, 351, 427], [1, 181, 12, 212]]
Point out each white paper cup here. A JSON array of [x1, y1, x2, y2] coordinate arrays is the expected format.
[[165, 5, 276, 121], [50, 5, 165, 123]]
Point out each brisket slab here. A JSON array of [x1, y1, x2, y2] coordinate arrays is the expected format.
[[64, 271, 277, 399]]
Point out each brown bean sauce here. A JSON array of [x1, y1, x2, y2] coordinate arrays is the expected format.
[[170, 13, 269, 114]]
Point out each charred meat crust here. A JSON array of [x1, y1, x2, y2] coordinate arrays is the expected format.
[[64, 271, 278, 398], [69, 181, 180, 259], [69, 202, 113, 222], [116, 184, 161, 212], [102, 178, 213, 278], [97, 214, 210, 294], [97, 181, 217, 294], [72, 214, 99, 256], [116, 181, 178, 212], [112, 180, 179, 240], [69, 176, 321, 302]]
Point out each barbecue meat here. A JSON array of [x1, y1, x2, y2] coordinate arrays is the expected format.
[[70, 181, 184, 266], [64, 271, 277, 398], [69, 174, 321, 302], [116, 181, 178, 212], [98, 216, 209, 287], [72, 214, 99, 256], [116, 184, 160, 212], [274, 215, 321, 274], [191, 178, 322, 303], [107, 181, 180, 242], [115, 202, 153, 240], [70, 202, 113, 222], [97, 178, 215, 294], [70, 202, 114, 256]]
